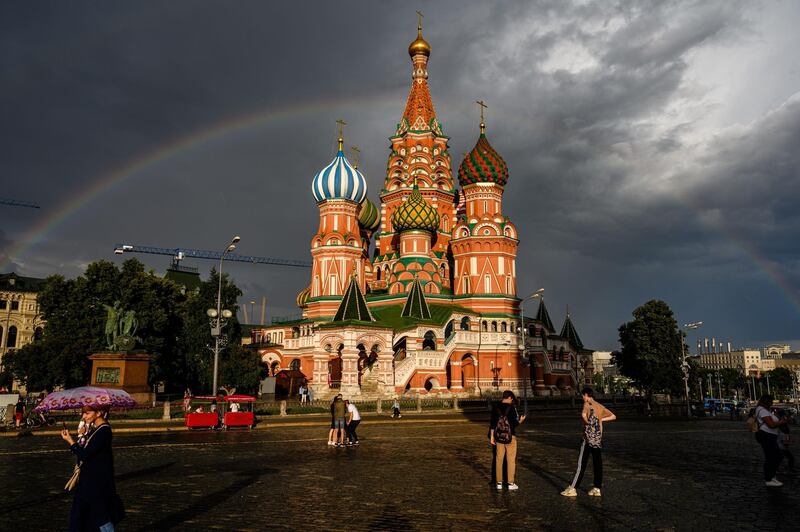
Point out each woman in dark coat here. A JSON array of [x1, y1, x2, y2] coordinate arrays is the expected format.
[[61, 406, 119, 532]]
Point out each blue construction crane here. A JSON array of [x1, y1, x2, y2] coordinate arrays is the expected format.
[[0, 197, 40, 209], [113, 243, 312, 268]]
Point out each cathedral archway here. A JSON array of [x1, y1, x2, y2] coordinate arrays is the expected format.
[[461, 354, 476, 389]]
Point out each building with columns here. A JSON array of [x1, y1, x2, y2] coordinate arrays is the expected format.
[[249, 22, 591, 399], [0, 273, 46, 373]]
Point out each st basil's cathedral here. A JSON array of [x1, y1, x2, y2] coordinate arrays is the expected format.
[[250, 21, 593, 399]]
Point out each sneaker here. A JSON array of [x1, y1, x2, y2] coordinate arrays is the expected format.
[[327, 441, 334, 446], [508, 483, 519, 491], [765, 478, 783, 487], [496, 483, 503, 490], [560, 486, 577, 497], [588, 487, 602, 496]]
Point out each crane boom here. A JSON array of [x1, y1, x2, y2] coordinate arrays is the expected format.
[[114, 243, 312, 268], [0, 197, 40, 209]]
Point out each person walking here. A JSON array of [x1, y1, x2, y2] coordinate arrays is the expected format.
[[60, 405, 123, 531], [327, 397, 337, 446], [298, 384, 307, 405], [753, 395, 789, 486], [345, 400, 361, 445], [332, 395, 347, 447], [561, 387, 616, 497], [14, 396, 25, 429], [490, 390, 526, 490]]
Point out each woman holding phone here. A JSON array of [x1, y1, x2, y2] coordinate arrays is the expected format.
[[60, 405, 122, 531]]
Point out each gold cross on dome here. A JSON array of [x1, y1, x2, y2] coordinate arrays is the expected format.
[[351, 146, 361, 169], [336, 119, 347, 151], [476, 100, 487, 123], [476, 100, 487, 133], [416, 10, 424, 31]]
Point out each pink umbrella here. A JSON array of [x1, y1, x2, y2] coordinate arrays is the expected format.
[[34, 386, 137, 412]]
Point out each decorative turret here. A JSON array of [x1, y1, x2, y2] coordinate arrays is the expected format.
[[358, 197, 380, 232], [560, 310, 584, 349], [458, 102, 508, 188], [311, 123, 367, 204], [391, 182, 440, 233], [408, 11, 431, 58], [535, 298, 555, 332], [333, 275, 373, 322], [401, 277, 432, 320]]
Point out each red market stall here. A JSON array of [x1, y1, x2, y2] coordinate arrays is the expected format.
[[222, 394, 256, 430], [185, 395, 221, 429]]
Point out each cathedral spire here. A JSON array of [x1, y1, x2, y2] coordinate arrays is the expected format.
[[400, 15, 438, 134]]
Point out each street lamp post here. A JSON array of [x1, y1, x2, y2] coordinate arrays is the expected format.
[[519, 288, 544, 415], [209, 236, 240, 396], [681, 321, 702, 417]]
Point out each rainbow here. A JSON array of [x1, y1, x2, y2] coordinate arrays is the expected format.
[[1, 94, 398, 271]]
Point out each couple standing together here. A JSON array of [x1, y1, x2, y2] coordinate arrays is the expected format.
[[328, 394, 360, 446], [489, 387, 616, 496]]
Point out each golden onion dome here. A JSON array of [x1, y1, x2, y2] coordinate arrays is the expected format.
[[408, 27, 431, 57], [392, 182, 440, 233], [296, 285, 311, 309]]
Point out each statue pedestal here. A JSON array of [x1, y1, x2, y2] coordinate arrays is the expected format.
[[88, 352, 154, 405]]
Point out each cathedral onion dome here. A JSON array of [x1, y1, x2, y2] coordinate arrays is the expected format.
[[458, 125, 509, 187], [296, 285, 311, 308], [408, 25, 431, 57], [392, 183, 440, 233], [358, 197, 380, 232], [311, 139, 367, 203]]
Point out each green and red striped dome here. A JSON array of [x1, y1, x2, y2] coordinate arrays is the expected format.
[[458, 132, 508, 187]]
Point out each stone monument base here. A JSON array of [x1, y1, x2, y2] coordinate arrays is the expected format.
[[88, 352, 154, 406]]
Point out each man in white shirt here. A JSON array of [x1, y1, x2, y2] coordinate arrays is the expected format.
[[230, 402, 240, 413], [345, 400, 361, 445]]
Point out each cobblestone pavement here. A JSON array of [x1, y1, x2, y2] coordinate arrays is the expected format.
[[0, 413, 797, 531]]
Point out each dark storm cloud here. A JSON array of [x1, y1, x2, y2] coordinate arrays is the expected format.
[[1, 0, 797, 349]]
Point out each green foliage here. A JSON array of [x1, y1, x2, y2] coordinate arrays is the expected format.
[[4, 260, 257, 395], [615, 300, 683, 396], [219, 344, 266, 395], [765, 367, 794, 395]]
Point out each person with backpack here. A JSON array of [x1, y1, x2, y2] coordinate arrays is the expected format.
[[489, 390, 526, 490], [561, 387, 616, 498], [752, 395, 789, 486]]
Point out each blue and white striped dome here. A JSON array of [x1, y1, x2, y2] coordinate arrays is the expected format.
[[311, 150, 367, 203]]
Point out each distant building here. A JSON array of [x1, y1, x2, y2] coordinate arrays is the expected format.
[[592, 351, 614, 374], [697, 349, 762, 375], [763, 344, 791, 359], [0, 272, 46, 365]]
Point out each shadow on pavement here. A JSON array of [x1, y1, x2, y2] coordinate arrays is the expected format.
[[133, 467, 277, 532]]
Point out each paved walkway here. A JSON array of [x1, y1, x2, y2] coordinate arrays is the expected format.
[[0, 414, 796, 530]]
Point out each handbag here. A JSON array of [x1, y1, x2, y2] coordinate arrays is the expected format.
[[64, 464, 80, 491]]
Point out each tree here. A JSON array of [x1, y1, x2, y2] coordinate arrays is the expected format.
[[765, 367, 794, 396], [174, 268, 243, 393], [6, 259, 185, 391], [615, 300, 683, 397], [219, 345, 266, 395]]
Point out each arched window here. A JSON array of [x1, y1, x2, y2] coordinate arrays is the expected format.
[[484, 275, 491, 293], [6, 326, 17, 348], [491, 321, 498, 332], [460, 316, 470, 330], [376, 268, 381, 281], [422, 330, 436, 350], [444, 320, 454, 339], [500, 322, 507, 332], [482, 321, 488, 332], [290, 359, 301, 371]]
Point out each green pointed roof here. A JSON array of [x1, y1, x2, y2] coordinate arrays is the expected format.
[[401, 278, 431, 320], [535, 298, 555, 332], [333, 276, 373, 322], [560, 313, 584, 349]]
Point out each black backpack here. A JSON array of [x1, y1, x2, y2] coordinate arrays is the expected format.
[[495, 406, 513, 444]]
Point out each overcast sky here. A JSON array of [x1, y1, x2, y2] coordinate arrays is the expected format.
[[1, 0, 799, 352]]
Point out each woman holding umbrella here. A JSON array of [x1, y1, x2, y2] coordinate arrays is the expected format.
[[60, 405, 123, 531]]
